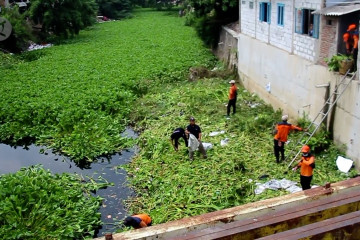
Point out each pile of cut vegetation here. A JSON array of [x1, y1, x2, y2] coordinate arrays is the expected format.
[[124, 75, 357, 226]]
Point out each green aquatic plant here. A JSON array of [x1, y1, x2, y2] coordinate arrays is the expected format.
[[0, 10, 215, 163], [123, 77, 355, 227], [0, 165, 110, 239]]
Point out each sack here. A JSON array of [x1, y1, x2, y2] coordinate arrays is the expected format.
[[188, 134, 199, 151]]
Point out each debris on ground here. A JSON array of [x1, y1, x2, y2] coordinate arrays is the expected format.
[[220, 138, 229, 146], [336, 156, 353, 173], [209, 130, 225, 137], [255, 178, 302, 195], [27, 42, 53, 51], [202, 142, 213, 150]]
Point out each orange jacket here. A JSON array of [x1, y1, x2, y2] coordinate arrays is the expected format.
[[343, 32, 359, 50], [229, 85, 237, 100], [274, 121, 302, 142], [298, 155, 315, 177], [133, 214, 152, 228]]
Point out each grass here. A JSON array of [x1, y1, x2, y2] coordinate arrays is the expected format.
[[124, 77, 357, 225]]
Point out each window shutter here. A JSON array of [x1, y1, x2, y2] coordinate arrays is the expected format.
[[313, 14, 320, 39], [277, 5, 280, 24], [259, 3, 263, 21]]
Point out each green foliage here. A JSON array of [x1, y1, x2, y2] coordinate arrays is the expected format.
[[0, 10, 216, 163], [153, 0, 175, 10], [184, 0, 238, 47], [193, 16, 222, 47], [29, 0, 97, 38], [0, 165, 109, 239], [0, 7, 34, 52], [297, 117, 331, 153], [0, 52, 23, 70], [95, 0, 133, 19], [123, 77, 353, 226], [325, 54, 353, 72]]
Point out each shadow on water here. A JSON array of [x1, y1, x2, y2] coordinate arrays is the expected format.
[[0, 126, 138, 237]]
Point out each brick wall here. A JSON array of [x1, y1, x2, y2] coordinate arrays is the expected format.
[[292, 0, 322, 62], [293, 35, 317, 61], [318, 17, 338, 66], [269, 0, 293, 52], [240, 0, 323, 62], [241, 0, 256, 37]]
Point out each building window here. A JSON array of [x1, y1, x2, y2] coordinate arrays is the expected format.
[[277, 4, 284, 26], [249, 1, 254, 9], [259, 2, 271, 23], [295, 8, 320, 38]]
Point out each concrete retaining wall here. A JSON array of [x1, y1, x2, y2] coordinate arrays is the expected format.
[[213, 27, 238, 72]]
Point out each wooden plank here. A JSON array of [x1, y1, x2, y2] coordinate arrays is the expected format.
[[256, 211, 360, 240], [169, 189, 360, 239]]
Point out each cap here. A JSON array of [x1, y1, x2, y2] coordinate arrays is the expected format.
[[301, 145, 310, 153], [189, 116, 195, 121], [281, 115, 288, 121], [347, 24, 357, 32], [229, 80, 236, 84]]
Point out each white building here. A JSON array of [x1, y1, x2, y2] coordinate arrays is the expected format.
[[219, 0, 360, 165]]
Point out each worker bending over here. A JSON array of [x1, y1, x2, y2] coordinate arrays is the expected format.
[[123, 213, 152, 229]]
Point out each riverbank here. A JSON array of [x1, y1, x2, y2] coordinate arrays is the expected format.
[[124, 76, 357, 227]]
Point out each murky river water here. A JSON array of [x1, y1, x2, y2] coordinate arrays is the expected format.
[[0, 127, 138, 237]]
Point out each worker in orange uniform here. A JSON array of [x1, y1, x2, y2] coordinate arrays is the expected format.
[[273, 115, 304, 163], [292, 145, 315, 190], [227, 80, 238, 117], [343, 23, 359, 71], [123, 213, 152, 229]]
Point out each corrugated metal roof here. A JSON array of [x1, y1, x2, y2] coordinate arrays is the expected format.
[[312, 3, 360, 15]]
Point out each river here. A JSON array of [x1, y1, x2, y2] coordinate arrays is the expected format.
[[0, 127, 138, 237]]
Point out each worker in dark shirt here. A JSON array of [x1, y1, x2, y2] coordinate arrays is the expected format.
[[171, 127, 188, 151], [186, 116, 207, 160]]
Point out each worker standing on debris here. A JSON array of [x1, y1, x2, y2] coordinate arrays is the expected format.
[[171, 127, 188, 151], [186, 116, 207, 161], [123, 213, 152, 229], [227, 80, 238, 117], [273, 115, 303, 163], [343, 23, 359, 71], [292, 145, 315, 190]]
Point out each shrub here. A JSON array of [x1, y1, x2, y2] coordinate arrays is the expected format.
[[0, 7, 34, 52], [95, 0, 133, 19], [29, 0, 97, 38], [0, 165, 108, 239], [325, 54, 353, 72]]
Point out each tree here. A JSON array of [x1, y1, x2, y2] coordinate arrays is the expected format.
[[184, 0, 238, 47], [0, 6, 34, 52], [95, 0, 132, 19], [29, 0, 97, 38]]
